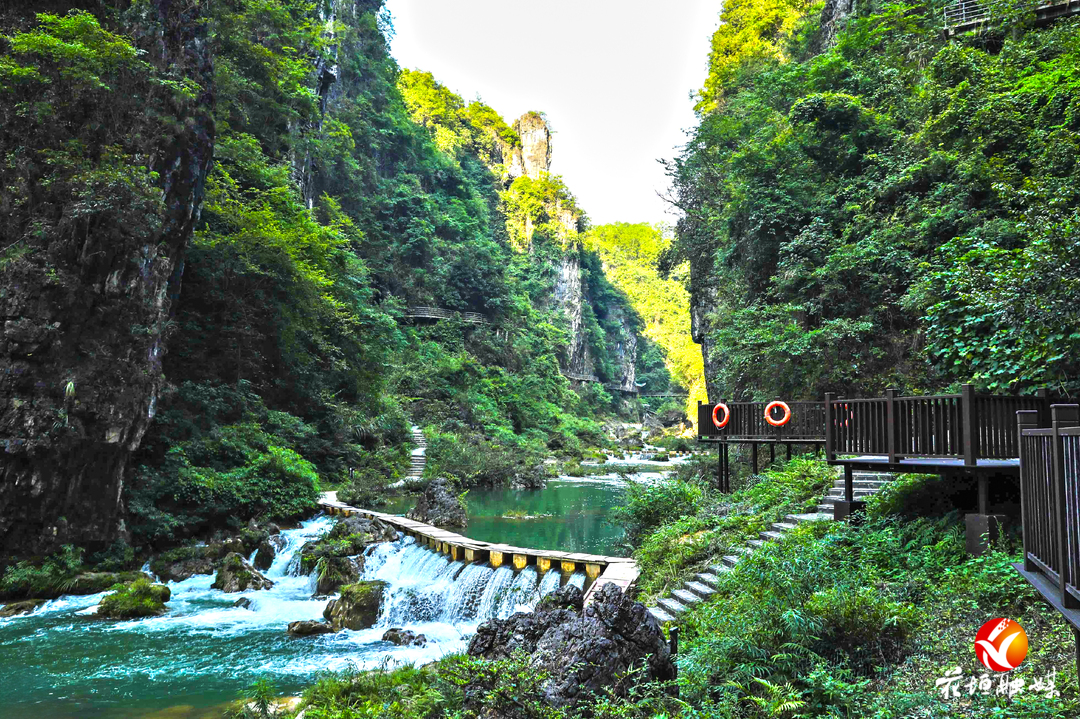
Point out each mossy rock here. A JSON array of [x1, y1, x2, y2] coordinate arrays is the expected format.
[[324, 580, 387, 630], [211, 552, 273, 593], [97, 577, 171, 619], [0, 599, 47, 617]]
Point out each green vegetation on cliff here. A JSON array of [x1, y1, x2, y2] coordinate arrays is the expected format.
[[587, 223, 708, 421], [672, 0, 1080, 400]]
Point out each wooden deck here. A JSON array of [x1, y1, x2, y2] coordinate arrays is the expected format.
[[829, 454, 1020, 475], [316, 497, 639, 604]]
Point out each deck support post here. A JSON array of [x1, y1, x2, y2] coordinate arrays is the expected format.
[[786, 443, 792, 462], [834, 465, 866, 522], [752, 443, 758, 475], [769, 443, 775, 466], [966, 473, 1005, 556]]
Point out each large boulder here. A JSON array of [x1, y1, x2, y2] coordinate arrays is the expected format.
[[382, 627, 428, 647], [212, 553, 274, 593], [150, 546, 218, 583], [323, 580, 387, 630], [299, 516, 397, 580], [252, 534, 286, 572], [467, 583, 675, 708], [97, 577, 171, 619], [313, 555, 363, 596], [406, 478, 468, 528]]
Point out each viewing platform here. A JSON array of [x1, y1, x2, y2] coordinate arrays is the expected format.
[[317, 496, 639, 605], [402, 306, 491, 324], [945, 0, 1080, 36]]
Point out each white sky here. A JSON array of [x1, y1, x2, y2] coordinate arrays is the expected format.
[[384, 0, 720, 226]]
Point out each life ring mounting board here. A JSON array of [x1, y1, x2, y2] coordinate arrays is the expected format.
[[764, 401, 791, 427]]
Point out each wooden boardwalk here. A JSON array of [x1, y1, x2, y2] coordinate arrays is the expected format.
[[316, 496, 638, 604]]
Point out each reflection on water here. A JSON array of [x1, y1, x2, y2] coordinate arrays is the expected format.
[[384, 474, 665, 557]]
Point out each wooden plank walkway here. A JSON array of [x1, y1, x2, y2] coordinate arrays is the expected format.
[[317, 495, 638, 604]]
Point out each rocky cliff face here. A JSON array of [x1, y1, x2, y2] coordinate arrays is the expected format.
[[689, 264, 721, 403], [818, 0, 857, 50], [0, 2, 215, 556], [507, 112, 552, 181]]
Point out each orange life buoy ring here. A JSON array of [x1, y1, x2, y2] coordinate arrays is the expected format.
[[765, 401, 791, 427], [712, 403, 730, 429]]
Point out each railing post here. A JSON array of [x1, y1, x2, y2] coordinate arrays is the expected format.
[[1037, 387, 1050, 426], [962, 384, 979, 466], [824, 392, 835, 461], [1051, 404, 1080, 609], [1017, 409, 1040, 573], [886, 388, 898, 464]]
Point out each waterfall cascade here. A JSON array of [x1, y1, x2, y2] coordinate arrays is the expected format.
[[0, 514, 591, 716]]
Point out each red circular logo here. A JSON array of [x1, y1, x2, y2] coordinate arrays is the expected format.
[[974, 618, 1028, 672]]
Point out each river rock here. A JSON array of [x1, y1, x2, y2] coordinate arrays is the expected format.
[[97, 577, 171, 619], [0, 599, 47, 617], [150, 546, 218, 583], [406, 478, 468, 528], [252, 537, 280, 571], [211, 553, 274, 593], [288, 620, 334, 636], [510, 463, 547, 489], [382, 628, 427, 647], [299, 516, 396, 581], [324, 580, 387, 630], [313, 555, 363, 596], [467, 583, 675, 708], [233, 597, 255, 610]]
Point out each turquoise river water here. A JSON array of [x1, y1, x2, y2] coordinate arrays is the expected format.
[[0, 469, 673, 718]]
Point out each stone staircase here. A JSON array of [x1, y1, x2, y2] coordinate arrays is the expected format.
[[390, 427, 427, 489], [646, 470, 895, 623], [408, 426, 427, 479]]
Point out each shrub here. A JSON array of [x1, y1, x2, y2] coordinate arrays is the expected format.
[[0, 545, 84, 600], [611, 477, 704, 543], [97, 576, 171, 619]]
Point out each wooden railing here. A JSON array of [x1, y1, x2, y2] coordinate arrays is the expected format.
[[825, 385, 1050, 465], [403, 307, 491, 324], [1017, 405, 1080, 612], [697, 401, 825, 441]]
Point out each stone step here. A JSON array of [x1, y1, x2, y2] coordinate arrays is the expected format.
[[695, 572, 721, 589], [648, 606, 675, 623], [785, 512, 834, 524], [746, 539, 766, 549], [685, 581, 716, 599], [657, 597, 687, 616], [826, 487, 876, 497], [671, 589, 702, 605], [710, 564, 731, 575], [852, 472, 894, 480], [721, 555, 741, 568], [759, 530, 785, 542], [734, 546, 753, 555], [832, 479, 888, 489], [770, 522, 797, 533]]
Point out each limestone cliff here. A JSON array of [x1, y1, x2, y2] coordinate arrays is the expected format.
[[508, 112, 552, 181], [0, 2, 215, 555]]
